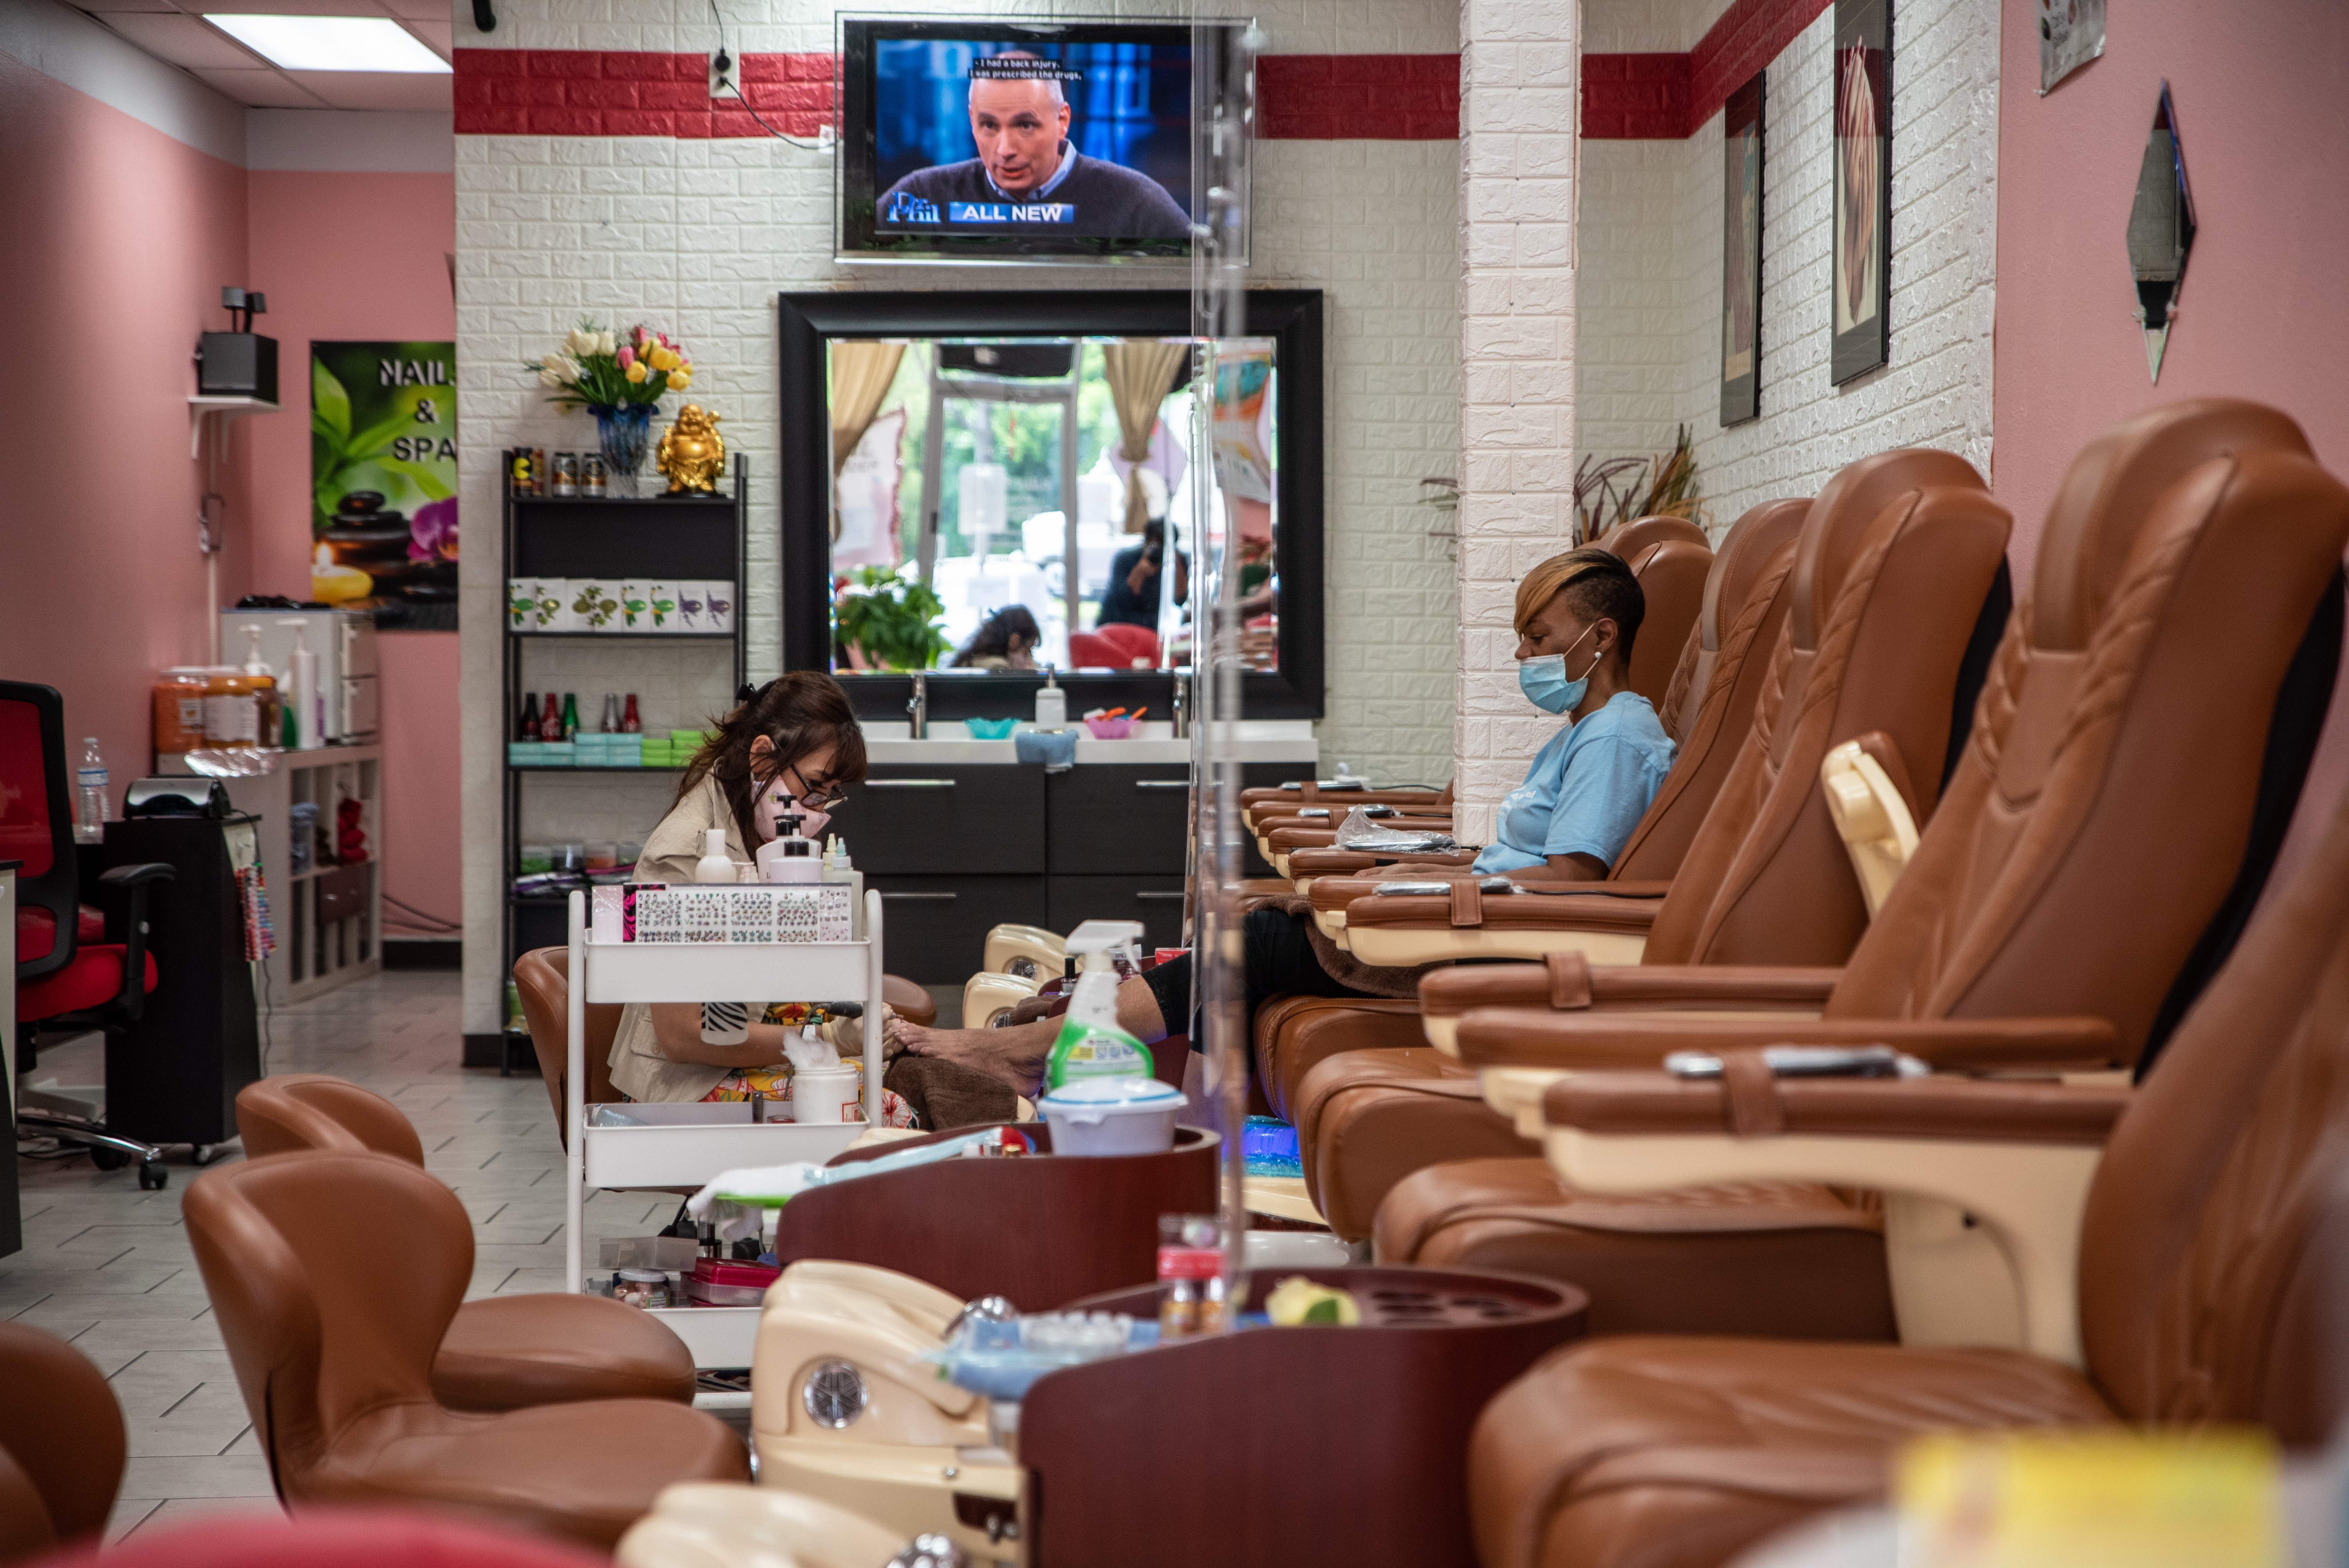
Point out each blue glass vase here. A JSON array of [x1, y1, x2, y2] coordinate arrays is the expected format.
[[593, 404, 654, 479]]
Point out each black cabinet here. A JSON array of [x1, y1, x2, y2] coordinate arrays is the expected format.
[[868, 874, 1046, 982], [96, 818, 260, 1149], [1048, 875, 1189, 952], [1046, 766, 1191, 874], [857, 759, 1306, 979], [849, 767, 1048, 875]]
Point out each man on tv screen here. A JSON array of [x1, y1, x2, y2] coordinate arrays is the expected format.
[[877, 53, 1191, 241]]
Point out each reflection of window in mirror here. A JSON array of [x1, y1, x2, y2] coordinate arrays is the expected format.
[[824, 336, 1281, 674]]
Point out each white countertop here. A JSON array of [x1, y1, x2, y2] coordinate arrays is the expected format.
[[859, 719, 1317, 765]]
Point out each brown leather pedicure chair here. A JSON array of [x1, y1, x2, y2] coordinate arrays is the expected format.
[[1471, 736, 2349, 1568], [1381, 400, 2349, 1338], [236, 1073, 699, 1412], [184, 1150, 749, 1549], [1293, 450, 2016, 1238]]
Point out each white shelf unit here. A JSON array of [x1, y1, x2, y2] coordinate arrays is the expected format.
[[563, 887, 886, 1369], [159, 746, 383, 1004]]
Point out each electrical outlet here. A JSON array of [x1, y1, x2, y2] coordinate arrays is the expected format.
[[709, 50, 740, 100]]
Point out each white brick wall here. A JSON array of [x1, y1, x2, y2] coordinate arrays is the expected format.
[[1685, 0, 1997, 519], [1453, 0, 1579, 845], [1576, 138, 1693, 457], [1579, 0, 1722, 53], [1262, 137, 1461, 790], [1575, 0, 1999, 537], [454, 0, 1461, 1032]]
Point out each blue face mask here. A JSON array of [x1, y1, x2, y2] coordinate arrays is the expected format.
[[1517, 625, 1601, 715]]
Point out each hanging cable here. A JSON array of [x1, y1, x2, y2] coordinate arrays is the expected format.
[[708, 0, 831, 150]]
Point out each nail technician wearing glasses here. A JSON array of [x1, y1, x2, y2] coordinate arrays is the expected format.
[[606, 672, 875, 1105]]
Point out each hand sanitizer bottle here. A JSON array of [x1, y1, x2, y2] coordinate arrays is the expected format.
[[1043, 920, 1153, 1090], [1034, 665, 1067, 729]]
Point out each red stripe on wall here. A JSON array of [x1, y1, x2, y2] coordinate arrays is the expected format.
[[1579, 53, 1690, 140], [1583, 0, 1829, 140], [452, 50, 835, 139], [1255, 53, 1459, 141], [453, 50, 1459, 140], [1689, 0, 1829, 119]]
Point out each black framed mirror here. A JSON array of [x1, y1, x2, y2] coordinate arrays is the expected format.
[[778, 289, 1324, 721]]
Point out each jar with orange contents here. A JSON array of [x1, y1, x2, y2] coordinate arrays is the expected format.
[[153, 668, 210, 754]]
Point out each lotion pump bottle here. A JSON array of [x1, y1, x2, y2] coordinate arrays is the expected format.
[[1034, 665, 1066, 729], [757, 813, 820, 884], [1043, 919, 1153, 1090], [286, 618, 319, 750], [693, 828, 735, 885]]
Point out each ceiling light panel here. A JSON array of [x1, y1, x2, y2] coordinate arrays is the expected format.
[[202, 14, 449, 72]]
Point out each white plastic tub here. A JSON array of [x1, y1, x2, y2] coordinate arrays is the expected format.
[[789, 1063, 861, 1126], [1037, 1076, 1185, 1156]]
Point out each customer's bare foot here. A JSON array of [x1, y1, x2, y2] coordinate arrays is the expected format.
[[888, 1014, 1055, 1098]]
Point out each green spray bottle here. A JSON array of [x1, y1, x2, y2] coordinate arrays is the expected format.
[[1043, 919, 1153, 1091]]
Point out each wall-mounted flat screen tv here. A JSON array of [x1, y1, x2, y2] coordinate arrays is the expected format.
[[838, 17, 1237, 264]]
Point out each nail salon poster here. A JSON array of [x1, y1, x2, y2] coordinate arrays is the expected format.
[[310, 340, 459, 630]]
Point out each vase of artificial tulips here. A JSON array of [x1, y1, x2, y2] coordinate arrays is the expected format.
[[523, 321, 695, 479]]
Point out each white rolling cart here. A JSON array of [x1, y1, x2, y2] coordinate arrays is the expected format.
[[562, 887, 885, 1370]]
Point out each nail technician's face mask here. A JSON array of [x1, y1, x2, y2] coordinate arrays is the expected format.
[[1517, 623, 1602, 716]]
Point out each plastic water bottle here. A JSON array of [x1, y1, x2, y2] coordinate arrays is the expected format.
[[74, 736, 109, 844]]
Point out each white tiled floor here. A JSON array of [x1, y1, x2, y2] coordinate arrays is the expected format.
[[5, 969, 671, 1543]]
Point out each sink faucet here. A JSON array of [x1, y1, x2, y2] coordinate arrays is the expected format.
[[907, 670, 928, 739]]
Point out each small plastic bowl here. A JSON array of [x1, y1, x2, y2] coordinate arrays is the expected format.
[[964, 717, 1019, 739], [1083, 716, 1136, 739]]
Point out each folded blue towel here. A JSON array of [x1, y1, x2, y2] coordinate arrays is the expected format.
[[1014, 729, 1078, 772]]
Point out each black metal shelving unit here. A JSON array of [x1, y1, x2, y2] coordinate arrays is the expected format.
[[495, 460, 748, 1063]]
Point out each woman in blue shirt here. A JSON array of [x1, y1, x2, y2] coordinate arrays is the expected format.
[[887, 545, 1680, 1105], [1474, 544, 1677, 878]]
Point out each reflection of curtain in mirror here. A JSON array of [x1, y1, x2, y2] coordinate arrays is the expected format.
[[1101, 339, 1190, 533], [827, 341, 904, 542]]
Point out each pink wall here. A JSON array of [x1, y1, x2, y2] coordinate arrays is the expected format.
[[1993, 0, 2349, 554], [247, 169, 462, 932], [1993, 0, 2349, 888], [0, 52, 461, 929], [0, 52, 253, 795], [245, 171, 457, 597], [375, 631, 463, 929]]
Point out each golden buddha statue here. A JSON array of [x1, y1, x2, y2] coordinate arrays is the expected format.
[[655, 404, 726, 494]]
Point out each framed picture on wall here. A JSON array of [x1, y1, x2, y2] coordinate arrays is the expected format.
[[1830, 0, 1892, 385], [310, 341, 459, 629], [1720, 71, 1765, 427]]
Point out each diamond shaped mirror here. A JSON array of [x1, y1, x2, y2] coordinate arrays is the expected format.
[[2125, 82, 2196, 381]]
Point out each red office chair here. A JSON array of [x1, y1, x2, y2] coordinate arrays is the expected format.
[[1066, 629, 1122, 668], [1095, 620, 1161, 666], [4, 682, 173, 1189], [1069, 626, 1161, 668]]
